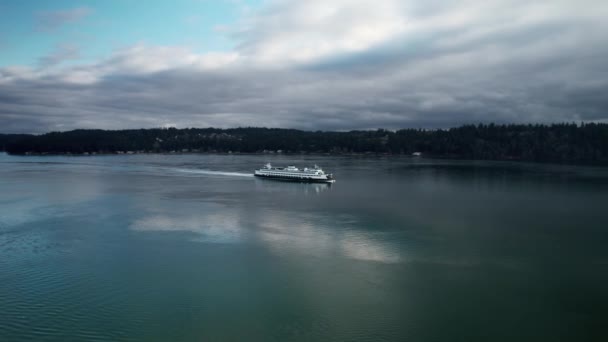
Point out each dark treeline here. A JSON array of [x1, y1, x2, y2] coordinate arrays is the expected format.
[[3, 123, 608, 165], [0, 134, 32, 152]]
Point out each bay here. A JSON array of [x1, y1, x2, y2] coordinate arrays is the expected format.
[[1, 152, 607, 341]]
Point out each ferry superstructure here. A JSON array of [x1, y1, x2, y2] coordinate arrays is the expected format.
[[254, 163, 335, 183]]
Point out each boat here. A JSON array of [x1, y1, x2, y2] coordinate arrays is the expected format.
[[254, 163, 335, 183]]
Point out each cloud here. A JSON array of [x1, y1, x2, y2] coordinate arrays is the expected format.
[[35, 7, 92, 32], [233, 0, 408, 64], [1, 0, 608, 133], [37, 44, 80, 68]]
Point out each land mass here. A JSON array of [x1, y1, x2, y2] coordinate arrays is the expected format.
[[2, 124, 608, 165]]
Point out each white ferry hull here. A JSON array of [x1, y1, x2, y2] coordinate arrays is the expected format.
[[254, 173, 335, 183]]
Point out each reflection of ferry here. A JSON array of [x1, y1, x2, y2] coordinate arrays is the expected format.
[[254, 163, 335, 183], [255, 179, 332, 195]]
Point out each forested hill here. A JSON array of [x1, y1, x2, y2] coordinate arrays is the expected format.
[[0, 134, 33, 151], [3, 124, 608, 165]]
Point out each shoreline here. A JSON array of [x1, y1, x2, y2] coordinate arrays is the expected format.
[[2, 151, 607, 167]]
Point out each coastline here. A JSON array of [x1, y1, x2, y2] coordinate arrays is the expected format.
[[2, 150, 607, 167]]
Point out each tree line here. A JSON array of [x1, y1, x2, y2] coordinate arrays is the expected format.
[[0, 134, 32, 152], [2, 123, 608, 165]]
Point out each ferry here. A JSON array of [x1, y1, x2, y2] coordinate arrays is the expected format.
[[254, 163, 335, 183]]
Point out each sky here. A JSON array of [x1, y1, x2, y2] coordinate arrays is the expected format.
[[0, 0, 607, 133]]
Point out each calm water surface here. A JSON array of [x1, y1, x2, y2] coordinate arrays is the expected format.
[[1, 153, 607, 341]]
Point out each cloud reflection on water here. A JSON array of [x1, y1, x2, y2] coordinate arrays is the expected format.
[[256, 210, 403, 264], [129, 205, 402, 263], [130, 212, 243, 243]]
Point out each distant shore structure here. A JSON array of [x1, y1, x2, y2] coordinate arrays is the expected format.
[[254, 163, 335, 183]]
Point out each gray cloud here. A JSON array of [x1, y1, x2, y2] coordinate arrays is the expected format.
[[1, 0, 608, 133], [35, 7, 92, 32], [37, 44, 80, 68]]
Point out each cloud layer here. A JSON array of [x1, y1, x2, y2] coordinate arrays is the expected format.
[[35, 7, 92, 32], [1, 0, 608, 133]]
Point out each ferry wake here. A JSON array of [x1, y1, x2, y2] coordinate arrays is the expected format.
[[254, 163, 335, 183]]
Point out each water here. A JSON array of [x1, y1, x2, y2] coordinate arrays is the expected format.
[[1, 152, 607, 341]]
